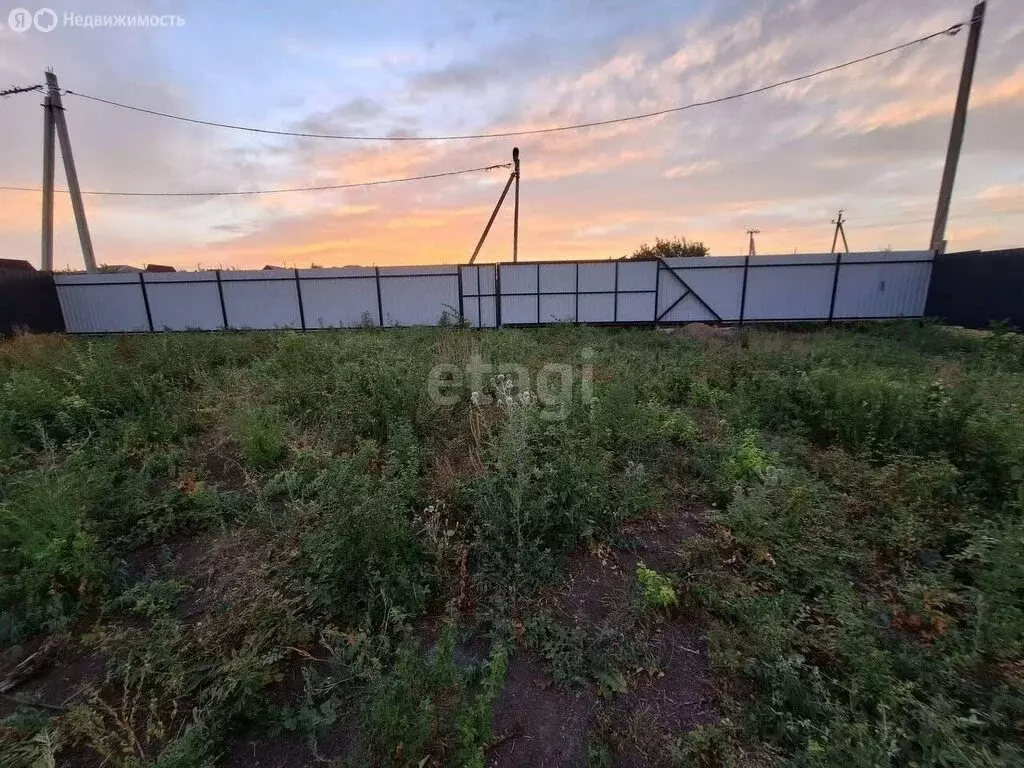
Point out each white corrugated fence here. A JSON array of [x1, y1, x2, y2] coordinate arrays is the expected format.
[[54, 251, 933, 333]]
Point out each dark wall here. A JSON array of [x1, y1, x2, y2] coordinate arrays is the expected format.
[[925, 248, 1024, 330], [0, 269, 65, 335]]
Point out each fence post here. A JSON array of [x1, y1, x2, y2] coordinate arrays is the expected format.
[[215, 269, 229, 329], [495, 266, 502, 328], [375, 266, 384, 327], [138, 271, 154, 332], [535, 263, 541, 324], [293, 268, 306, 330], [456, 266, 465, 324], [739, 253, 750, 325], [828, 252, 843, 322], [653, 260, 660, 325], [575, 262, 580, 324], [613, 261, 619, 323]]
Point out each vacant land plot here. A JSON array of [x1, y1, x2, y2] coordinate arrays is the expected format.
[[1, 322, 1022, 766]]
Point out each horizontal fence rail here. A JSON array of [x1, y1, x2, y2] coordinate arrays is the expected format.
[[53, 251, 933, 333]]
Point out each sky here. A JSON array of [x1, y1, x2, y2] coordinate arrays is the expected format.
[[0, 0, 1022, 270]]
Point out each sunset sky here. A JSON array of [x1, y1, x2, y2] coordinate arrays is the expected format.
[[1, 0, 1022, 270]]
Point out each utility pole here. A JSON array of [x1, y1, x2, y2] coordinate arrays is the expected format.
[[512, 147, 520, 263], [45, 70, 97, 272], [469, 149, 518, 265], [41, 93, 55, 271], [830, 209, 849, 254], [930, 1, 986, 254], [747, 229, 760, 257]]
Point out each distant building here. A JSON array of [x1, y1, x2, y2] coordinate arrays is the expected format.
[[145, 264, 176, 272], [0, 258, 36, 271]]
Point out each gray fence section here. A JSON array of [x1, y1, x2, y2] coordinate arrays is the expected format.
[[54, 252, 932, 333]]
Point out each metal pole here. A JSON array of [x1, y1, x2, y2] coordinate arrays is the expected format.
[[739, 253, 750, 325], [469, 170, 515, 264], [828, 252, 843, 322], [294, 268, 306, 330], [139, 271, 154, 331], [41, 94, 55, 271], [45, 71, 97, 272], [930, 1, 986, 253], [215, 269, 229, 329], [375, 266, 384, 326], [512, 147, 520, 263]]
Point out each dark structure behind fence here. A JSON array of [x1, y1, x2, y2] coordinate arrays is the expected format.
[[925, 248, 1024, 330], [0, 268, 64, 336]]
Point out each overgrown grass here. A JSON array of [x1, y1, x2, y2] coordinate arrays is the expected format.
[[1, 322, 1022, 766]]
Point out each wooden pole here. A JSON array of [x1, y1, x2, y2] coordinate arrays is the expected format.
[[469, 170, 515, 265], [512, 147, 520, 263], [45, 71, 97, 272], [930, 1, 986, 253], [41, 94, 55, 271]]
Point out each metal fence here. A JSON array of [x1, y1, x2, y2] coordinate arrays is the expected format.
[[1, 267, 64, 335], [925, 248, 1024, 330], [53, 251, 933, 333]]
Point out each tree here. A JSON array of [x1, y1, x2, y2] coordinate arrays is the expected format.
[[625, 237, 708, 260]]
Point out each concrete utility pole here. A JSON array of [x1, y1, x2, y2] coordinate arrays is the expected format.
[[41, 93, 55, 271], [45, 70, 97, 272], [747, 229, 760, 257], [830, 209, 849, 254], [930, 1, 986, 254]]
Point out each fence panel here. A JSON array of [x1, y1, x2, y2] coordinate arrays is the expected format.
[[925, 248, 1024, 329], [1, 268, 64, 335], [380, 267, 460, 326], [741, 255, 836, 321], [219, 270, 302, 330], [144, 272, 224, 330], [833, 251, 932, 319], [299, 267, 378, 328], [460, 265, 497, 328], [576, 263, 617, 323], [55, 274, 149, 333], [498, 264, 538, 324]]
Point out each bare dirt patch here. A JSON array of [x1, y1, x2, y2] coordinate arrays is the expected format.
[[489, 505, 717, 767], [0, 637, 104, 718], [488, 653, 597, 768]]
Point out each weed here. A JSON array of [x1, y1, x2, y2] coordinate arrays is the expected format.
[[232, 404, 288, 467], [635, 561, 678, 611]]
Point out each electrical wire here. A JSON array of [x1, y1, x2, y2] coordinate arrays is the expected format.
[[61, 22, 967, 142], [0, 163, 512, 197], [0, 84, 42, 98]]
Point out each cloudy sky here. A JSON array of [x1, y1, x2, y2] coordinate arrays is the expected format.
[[1, 0, 1022, 270]]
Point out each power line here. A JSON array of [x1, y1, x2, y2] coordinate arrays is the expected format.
[[0, 162, 511, 197], [61, 22, 966, 142], [0, 84, 42, 98]]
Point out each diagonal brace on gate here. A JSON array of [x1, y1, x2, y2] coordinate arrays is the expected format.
[[655, 258, 722, 322]]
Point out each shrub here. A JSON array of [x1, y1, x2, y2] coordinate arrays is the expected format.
[[0, 456, 109, 637], [464, 379, 655, 599], [299, 424, 430, 625], [232, 404, 288, 467], [626, 237, 708, 260]]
